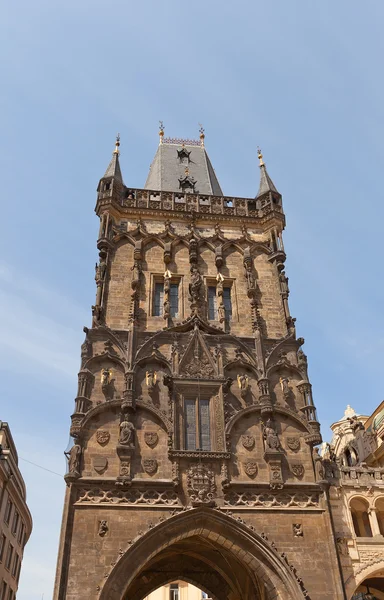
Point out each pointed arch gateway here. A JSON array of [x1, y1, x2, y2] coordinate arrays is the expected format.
[[99, 507, 305, 600]]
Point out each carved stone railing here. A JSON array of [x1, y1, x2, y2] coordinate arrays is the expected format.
[[340, 466, 384, 487], [97, 187, 284, 220]]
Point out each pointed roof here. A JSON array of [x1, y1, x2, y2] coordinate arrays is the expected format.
[[255, 149, 280, 199], [144, 135, 223, 196], [103, 135, 123, 183]]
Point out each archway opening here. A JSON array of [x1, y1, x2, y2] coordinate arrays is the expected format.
[[125, 535, 268, 600], [350, 498, 373, 538], [352, 575, 384, 599]]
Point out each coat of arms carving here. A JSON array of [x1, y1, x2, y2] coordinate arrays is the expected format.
[[291, 464, 304, 478], [187, 464, 216, 506], [144, 431, 159, 448], [241, 435, 255, 450], [143, 459, 158, 475], [244, 462, 258, 478], [287, 437, 300, 452], [96, 430, 110, 446]]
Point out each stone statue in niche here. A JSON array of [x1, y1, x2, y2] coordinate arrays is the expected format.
[[292, 523, 303, 537], [279, 271, 289, 295], [131, 260, 141, 289], [188, 266, 202, 302], [98, 520, 108, 537], [297, 348, 308, 375], [280, 377, 290, 398], [262, 419, 281, 451], [244, 261, 256, 290], [313, 447, 325, 481], [65, 442, 82, 477], [101, 368, 111, 387], [146, 370, 157, 393], [237, 374, 250, 398], [347, 415, 365, 432], [118, 409, 135, 448], [218, 303, 226, 323]]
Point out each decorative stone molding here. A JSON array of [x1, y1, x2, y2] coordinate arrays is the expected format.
[[144, 432, 159, 448], [241, 435, 255, 450], [291, 464, 304, 479], [286, 436, 300, 452], [143, 459, 158, 475], [224, 490, 320, 508], [76, 487, 179, 505], [187, 464, 216, 506], [244, 462, 258, 478]]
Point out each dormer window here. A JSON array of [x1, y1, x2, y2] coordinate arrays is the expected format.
[[177, 147, 191, 165], [178, 168, 196, 194]]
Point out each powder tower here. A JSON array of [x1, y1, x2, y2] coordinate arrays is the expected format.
[[54, 128, 346, 600]]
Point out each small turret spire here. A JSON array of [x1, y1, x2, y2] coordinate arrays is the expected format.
[[199, 124, 205, 147], [101, 134, 123, 183], [255, 147, 280, 200], [159, 121, 164, 145], [113, 133, 120, 155]]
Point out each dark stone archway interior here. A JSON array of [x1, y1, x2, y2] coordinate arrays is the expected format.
[[126, 535, 266, 600]]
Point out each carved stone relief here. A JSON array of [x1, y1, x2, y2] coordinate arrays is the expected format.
[[244, 462, 258, 478], [93, 457, 108, 474], [143, 459, 158, 475], [241, 435, 255, 450], [96, 430, 110, 446], [144, 431, 159, 448], [291, 464, 304, 479], [293, 523, 303, 537], [187, 464, 216, 506], [287, 437, 300, 452]]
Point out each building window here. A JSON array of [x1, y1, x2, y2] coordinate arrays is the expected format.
[[223, 287, 232, 320], [350, 498, 373, 537], [0, 535, 5, 561], [4, 499, 12, 525], [154, 282, 164, 316], [12, 553, 19, 578], [208, 286, 217, 320], [170, 584, 179, 600], [11, 512, 19, 537], [185, 397, 211, 451], [17, 523, 24, 546], [0, 581, 7, 600], [154, 281, 179, 318], [5, 544, 13, 571]]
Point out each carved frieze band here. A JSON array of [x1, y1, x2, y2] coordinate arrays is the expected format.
[[224, 491, 320, 508], [76, 487, 179, 506]]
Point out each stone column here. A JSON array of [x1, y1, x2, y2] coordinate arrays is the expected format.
[[368, 507, 382, 537]]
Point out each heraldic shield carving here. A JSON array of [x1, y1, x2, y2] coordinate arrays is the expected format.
[[96, 430, 110, 446], [187, 464, 216, 507], [241, 434, 255, 450], [287, 437, 300, 452], [144, 431, 159, 448]]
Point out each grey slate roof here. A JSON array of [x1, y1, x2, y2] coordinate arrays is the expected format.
[[256, 163, 280, 199], [144, 140, 223, 196], [103, 152, 123, 183]]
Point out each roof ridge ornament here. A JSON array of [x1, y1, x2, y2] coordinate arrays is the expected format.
[[159, 121, 164, 145], [257, 146, 264, 166], [113, 133, 120, 155], [199, 123, 205, 147]]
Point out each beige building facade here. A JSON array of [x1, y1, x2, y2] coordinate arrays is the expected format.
[[54, 130, 346, 599], [323, 403, 384, 599], [0, 421, 32, 599]]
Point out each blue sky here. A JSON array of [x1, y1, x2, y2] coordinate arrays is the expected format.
[[1, 0, 384, 597]]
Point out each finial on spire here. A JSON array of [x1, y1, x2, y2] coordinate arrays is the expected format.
[[113, 133, 120, 155], [257, 147, 264, 166], [185, 166, 189, 176], [199, 123, 205, 147], [159, 121, 164, 145]]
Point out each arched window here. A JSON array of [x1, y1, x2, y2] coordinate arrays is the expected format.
[[375, 497, 384, 536], [350, 498, 373, 537]]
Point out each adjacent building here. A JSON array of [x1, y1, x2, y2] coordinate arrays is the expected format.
[[54, 128, 346, 600], [323, 404, 384, 598], [0, 422, 32, 599]]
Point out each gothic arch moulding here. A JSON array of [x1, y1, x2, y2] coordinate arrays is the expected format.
[[99, 507, 306, 600], [345, 559, 384, 599]]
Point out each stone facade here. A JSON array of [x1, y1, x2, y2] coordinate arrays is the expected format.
[[322, 404, 384, 598], [54, 135, 346, 600], [0, 421, 32, 599]]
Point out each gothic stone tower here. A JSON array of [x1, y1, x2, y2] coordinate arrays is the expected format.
[[54, 129, 345, 600]]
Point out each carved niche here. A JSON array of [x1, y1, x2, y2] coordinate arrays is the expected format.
[[187, 464, 216, 506], [144, 431, 159, 448]]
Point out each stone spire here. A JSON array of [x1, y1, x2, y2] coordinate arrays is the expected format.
[[255, 148, 281, 200], [102, 134, 123, 183]]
